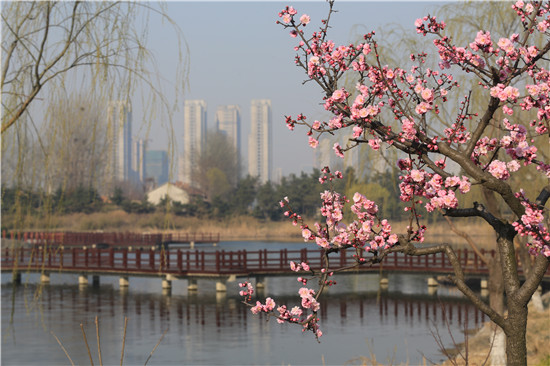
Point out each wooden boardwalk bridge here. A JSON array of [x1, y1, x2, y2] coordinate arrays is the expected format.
[[3, 231, 549, 292], [1, 230, 220, 249]]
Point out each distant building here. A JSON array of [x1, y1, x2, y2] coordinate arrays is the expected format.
[[145, 150, 169, 188], [248, 99, 272, 183], [106, 100, 132, 191], [147, 183, 189, 206], [132, 138, 146, 185], [180, 100, 207, 186], [215, 104, 241, 158]]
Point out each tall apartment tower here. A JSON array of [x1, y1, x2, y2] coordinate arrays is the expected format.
[[181, 99, 207, 185], [248, 99, 272, 183], [132, 138, 146, 185], [106, 100, 132, 189], [215, 105, 241, 156]]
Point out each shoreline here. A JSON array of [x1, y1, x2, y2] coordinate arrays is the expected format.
[[3, 210, 498, 248]]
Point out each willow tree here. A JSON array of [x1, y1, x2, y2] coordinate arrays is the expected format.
[[1, 1, 188, 229], [1, 1, 188, 133]]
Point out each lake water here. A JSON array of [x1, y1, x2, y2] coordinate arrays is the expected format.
[[1, 241, 488, 365]]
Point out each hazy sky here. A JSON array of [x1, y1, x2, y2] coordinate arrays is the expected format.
[[138, 1, 442, 177]]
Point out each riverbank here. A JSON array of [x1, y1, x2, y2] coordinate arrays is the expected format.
[[440, 301, 550, 366], [3, 210, 497, 247]]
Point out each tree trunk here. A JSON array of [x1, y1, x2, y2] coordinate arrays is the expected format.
[[487, 256, 507, 366], [504, 302, 528, 366]]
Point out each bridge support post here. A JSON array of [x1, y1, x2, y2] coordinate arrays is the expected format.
[[92, 275, 100, 287], [40, 272, 50, 284], [480, 279, 488, 289], [12, 272, 21, 285], [119, 276, 129, 288], [427, 277, 438, 295], [162, 275, 173, 292], [379, 276, 389, 290], [188, 279, 198, 291], [480, 278, 489, 297], [78, 274, 88, 285], [190, 241, 195, 249], [255, 276, 265, 289], [216, 278, 227, 292]]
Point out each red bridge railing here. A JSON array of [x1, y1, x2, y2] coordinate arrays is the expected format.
[[1, 231, 220, 248], [2, 246, 547, 278]]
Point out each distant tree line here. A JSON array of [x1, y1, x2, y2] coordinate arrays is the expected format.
[[1, 166, 418, 225]]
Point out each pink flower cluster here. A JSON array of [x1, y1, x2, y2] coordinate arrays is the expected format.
[[243, 283, 323, 338], [490, 84, 520, 102], [398, 162, 471, 213], [487, 160, 511, 180], [290, 261, 311, 272], [500, 119, 538, 165], [250, 297, 276, 314], [512, 191, 550, 257], [239, 281, 255, 301]]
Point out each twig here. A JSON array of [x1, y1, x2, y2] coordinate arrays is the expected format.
[[443, 215, 489, 266], [51, 331, 75, 366], [144, 328, 168, 366], [80, 323, 94, 366], [120, 317, 128, 366], [95, 316, 103, 366]]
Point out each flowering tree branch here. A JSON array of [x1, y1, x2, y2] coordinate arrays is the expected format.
[[242, 2, 549, 364]]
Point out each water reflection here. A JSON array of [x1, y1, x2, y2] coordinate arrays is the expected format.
[[2, 273, 486, 365]]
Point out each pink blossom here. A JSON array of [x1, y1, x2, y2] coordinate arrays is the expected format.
[[498, 38, 515, 53], [302, 228, 312, 241], [315, 236, 330, 248], [537, 21, 549, 33], [333, 142, 345, 158], [265, 297, 276, 311], [308, 136, 319, 148], [251, 301, 263, 314], [503, 105, 514, 115], [415, 101, 431, 114], [488, 160, 510, 180], [331, 89, 347, 102], [474, 30, 492, 48], [507, 160, 521, 172], [290, 306, 302, 317], [421, 88, 434, 101], [459, 177, 471, 193], [352, 126, 363, 138], [300, 14, 310, 25], [410, 169, 424, 182], [368, 138, 381, 150]]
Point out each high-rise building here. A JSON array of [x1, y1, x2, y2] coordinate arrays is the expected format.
[[146, 150, 169, 188], [248, 99, 272, 183], [215, 105, 241, 156], [132, 138, 146, 185], [106, 100, 132, 190], [181, 99, 207, 185]]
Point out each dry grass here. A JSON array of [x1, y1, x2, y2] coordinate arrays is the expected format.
[[4, 211, 497, 245], [440, 306, 550, 366]]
